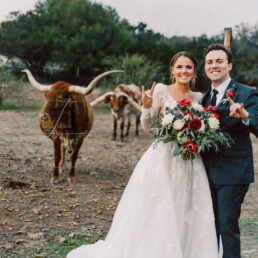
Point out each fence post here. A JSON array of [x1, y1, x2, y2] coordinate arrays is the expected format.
[[224, 28, 232, 51]]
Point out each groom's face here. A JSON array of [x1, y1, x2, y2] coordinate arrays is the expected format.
[[205, 50, 232, 87]]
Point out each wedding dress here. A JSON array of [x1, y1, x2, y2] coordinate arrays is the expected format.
[[67, 83, 219, 258]]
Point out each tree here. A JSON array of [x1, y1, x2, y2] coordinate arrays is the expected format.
[[0, 10, 52, 76], [104, 53, 165, 88], [232, 23, 258, 86], [0, 0, 137, 79]]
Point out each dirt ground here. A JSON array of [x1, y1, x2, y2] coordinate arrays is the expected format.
[[0, 109, 257, 257]]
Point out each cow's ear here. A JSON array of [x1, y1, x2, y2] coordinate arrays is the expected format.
[[104, 95, 112, 103]]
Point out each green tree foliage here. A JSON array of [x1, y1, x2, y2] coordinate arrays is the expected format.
[[0, 0, 137, 79], [40, 0, 137, 77], [0, 10, 52, 76], [0, 0, 257, 88], [232, 23, 258, 86], [0, 67, 10, 105], [104, 53, 165, 88]]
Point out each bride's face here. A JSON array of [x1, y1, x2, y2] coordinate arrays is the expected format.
[[171, 56, 195, 85]]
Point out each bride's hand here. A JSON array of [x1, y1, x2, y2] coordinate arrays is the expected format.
[[142, 82, 156, 109]]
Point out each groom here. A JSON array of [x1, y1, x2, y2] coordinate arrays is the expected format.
[[201, 44, 258, 258]]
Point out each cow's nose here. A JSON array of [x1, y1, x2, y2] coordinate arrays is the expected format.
[[67, 146, 73, 154], [40, 112, 49, 121], [113, 107, 120, 112]]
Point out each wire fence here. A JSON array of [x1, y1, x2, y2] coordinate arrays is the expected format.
[[0, 96, 140, 104], [0, 96, 151, 254]]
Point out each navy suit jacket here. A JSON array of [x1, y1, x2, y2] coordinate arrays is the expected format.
[[201, 79, 258, 185]]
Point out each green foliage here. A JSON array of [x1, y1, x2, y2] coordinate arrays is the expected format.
[[0, 9, 53, 75], [232, 23, 258, 86], [104, 53, 165, 88], [40, 236, 98, 256], [0, 236, 99, 257], [42, 0, 136, 75], [0, 0, 137, 78], [0, 79, 43, 110], [0, 67, 12, 105], [0, 0, 257, 88]]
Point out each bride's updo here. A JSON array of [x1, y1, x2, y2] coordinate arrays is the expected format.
[[169, 51, 198, 87]]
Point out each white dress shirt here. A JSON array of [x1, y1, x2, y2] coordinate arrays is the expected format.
[[210, 77, 231, 106]]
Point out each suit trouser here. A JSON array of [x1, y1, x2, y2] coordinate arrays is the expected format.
[[209, 184, 249, 258]]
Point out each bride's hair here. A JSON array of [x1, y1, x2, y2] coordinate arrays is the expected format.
[[169, 51, 198, 87]]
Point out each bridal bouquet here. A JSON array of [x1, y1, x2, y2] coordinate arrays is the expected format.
[[152, 99, 233, 160]]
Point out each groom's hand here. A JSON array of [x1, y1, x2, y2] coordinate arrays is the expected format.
[[228, 97, 249, 122]]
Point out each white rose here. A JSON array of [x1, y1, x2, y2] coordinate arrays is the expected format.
[[209, 117, 220, 129], [161, 113, 174, 127], [173, 119, 185, 130], [177, 131, 188, 144], [184, 114, 191, 121], [192, 103, 203, 111], [197, 120, 205, 132]]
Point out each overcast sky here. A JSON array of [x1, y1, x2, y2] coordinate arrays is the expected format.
[[1, 0, 257, 37]]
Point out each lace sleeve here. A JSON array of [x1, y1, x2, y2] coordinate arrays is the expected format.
[[141, 83, 167, 132], [194, 92, 203, 104]]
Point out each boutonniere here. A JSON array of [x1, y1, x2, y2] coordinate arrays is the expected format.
[[221, 84, 238, 104]]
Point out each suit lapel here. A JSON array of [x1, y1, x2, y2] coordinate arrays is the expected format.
[[201, 88, 212, 107]]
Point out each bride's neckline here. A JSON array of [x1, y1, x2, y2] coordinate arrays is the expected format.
[[165, 85, 195, 103]]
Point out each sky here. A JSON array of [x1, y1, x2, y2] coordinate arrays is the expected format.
[[0, 0, 257, 37]]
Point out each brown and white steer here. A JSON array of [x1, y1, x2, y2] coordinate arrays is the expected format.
[[91, 84, 142, 141], [22, 69, 123, 183]]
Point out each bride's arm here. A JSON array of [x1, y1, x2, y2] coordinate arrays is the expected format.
[[141, 107, 152, 132], [141, 83, 164, 132], [141, 107, 160, 132]]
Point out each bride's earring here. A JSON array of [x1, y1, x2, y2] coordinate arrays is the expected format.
[[171, 74, 175, 84], [191, 75, 196, 88]]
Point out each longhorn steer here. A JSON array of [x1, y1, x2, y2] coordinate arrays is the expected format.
[[22, 69, 123, 183], [91, 84, 142, 141]]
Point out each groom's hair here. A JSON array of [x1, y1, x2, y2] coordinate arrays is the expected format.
[[205, 44, 232, 64]]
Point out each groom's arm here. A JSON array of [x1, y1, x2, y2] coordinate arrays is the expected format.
[[245, 90, 258, 137], [229, 89, 258, 137]]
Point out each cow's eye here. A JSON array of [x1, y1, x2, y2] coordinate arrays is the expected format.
[[58, 95, 69, 101]]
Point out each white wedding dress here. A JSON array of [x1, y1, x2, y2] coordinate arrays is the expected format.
[[67, 83, 219, 258]]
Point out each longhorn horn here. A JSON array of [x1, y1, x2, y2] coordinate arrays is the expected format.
[[117, 92, 142, 112], [22, 69, 52, 92], [69, 70, 124, 95], [90, 91, 115, 107]]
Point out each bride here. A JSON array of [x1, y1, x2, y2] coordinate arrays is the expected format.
[[67, 51, 219, 258]]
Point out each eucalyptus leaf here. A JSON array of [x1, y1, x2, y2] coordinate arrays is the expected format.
[[173, 146, 180, 156]]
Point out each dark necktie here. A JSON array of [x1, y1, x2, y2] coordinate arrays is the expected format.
[[211, 89, 218, 106]]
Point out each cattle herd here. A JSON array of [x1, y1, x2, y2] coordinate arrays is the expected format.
[[22, 69, 142, 183]]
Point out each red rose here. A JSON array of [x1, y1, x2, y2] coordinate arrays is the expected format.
[[182, 124, 188, 130], [183, 111, 193, 116], [227, 90, 235, 98], [204, 105, 218, 112], [190, 118, 202, 131], [213, 113, 220, 120], [177, 99, 191, 106], [185, 141, 198, 153]]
